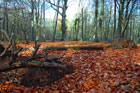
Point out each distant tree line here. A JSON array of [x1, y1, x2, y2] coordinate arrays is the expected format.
[[0, 0, 140, 42]]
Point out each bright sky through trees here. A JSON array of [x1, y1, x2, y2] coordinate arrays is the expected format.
[[45, 0, 89, 20]]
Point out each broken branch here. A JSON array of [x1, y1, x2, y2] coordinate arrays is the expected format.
[[0, 33, 14, 57], [0, 29, 10, 40]]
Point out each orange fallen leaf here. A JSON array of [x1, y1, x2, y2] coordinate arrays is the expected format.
[[131, 79, 138, 83], [5, 81, 10, 85], [83, 83, 89, 89]]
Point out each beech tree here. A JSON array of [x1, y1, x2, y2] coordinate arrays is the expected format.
[[47, 0, 68, 41], [0, 0, 140, 41], [114, 0, 138, 38]]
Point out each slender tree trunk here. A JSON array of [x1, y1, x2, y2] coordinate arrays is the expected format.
[[36, 0, 40, 40], [115, 1, 124, 38], [84, 9, 88, 40], [77, 19, 80, 40], [31, 0, 35, 41], [74, 19, 77, 40], [75, 18, 79, 41], [94, 0, 99, 42], [99, 0, 104, 41], [5, 1, 9, 35], [61, 12, 66, 41], [122, 0, 137, 38], [81, 8, 84, 41], [52, 0, 60, 41], [132, 14, 135, 40], [43, 0, 46, 41], [3, 0, 9, 36], [113, 0, 116, 38]]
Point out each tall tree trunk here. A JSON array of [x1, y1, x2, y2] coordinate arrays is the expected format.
[[3, 0, 9, 35], [75, 18, 80, 41], [113, 0, 116, 38], [43, 0, 46, 41], [84, 9, 88, 40], [94, 0, 99, 42], [132, 14, 135, 41], [122, 0, 137, 38], [99, 0, 104, 41], [81, 8, 84, 41], [5, 1, 9, 35], [52, 0, 60, 41], [31, 0, 35, 41], [115, 0, 124, 38], [36, 0, 40, 40], [61, 0, 68, 41]]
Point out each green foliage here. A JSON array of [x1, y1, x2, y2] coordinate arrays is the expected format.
[[15, 38, 20, 43]]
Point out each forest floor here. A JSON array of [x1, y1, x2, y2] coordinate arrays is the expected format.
[[0, 41, 140, 92]]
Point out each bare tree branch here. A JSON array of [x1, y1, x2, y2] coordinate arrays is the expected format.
[[29, 41, 40, 60], [9, 47, 23, 65], [46, 0, 63, 9], [0, 32, 14, 57], [122, 0, 137, 36], [0, 29, 10, 40], [51, 6, 62, 16], [46, 0, 62, 16]]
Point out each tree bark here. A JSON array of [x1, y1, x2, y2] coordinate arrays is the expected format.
[[94, 0, 99, 42], [0, 62, 67, 73], [113, 0, 116, 38], [99, 0, 104, 41], [52, 0, 60, 41], [81, 8, 84, 41], [31, 0, 35, 41], [61, 0, 68, 41]]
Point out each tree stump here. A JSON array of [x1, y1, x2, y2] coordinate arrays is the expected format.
[[110, 38, 137, 49]]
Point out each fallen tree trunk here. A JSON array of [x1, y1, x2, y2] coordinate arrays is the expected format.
[[0, 61, 67, 73], [40, 46, 104, 51]]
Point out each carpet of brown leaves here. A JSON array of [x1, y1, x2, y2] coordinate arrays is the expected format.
[[0, 41, 140, 92]]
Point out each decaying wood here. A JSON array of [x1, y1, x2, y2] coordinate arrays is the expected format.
[[0, 32, 75, 88], [0, 41, 12, 57], [111, 38, 124, 49], [13, 47, 23, 56], [44, 46, 104, 50], [110, 38, 137, 49], [0, 30, 23, 64], [45, 56, 65, 65], [0, 41, 5, 53], [0, 34, 74, 75], [0, 61, 67, 73], [9, 47, 23, 65], [0, 32, 14, 57], [29, 44, 40, 60], [46, 56, 63, 61]]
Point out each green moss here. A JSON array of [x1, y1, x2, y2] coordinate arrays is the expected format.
[[31, 60, 42, 64]]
